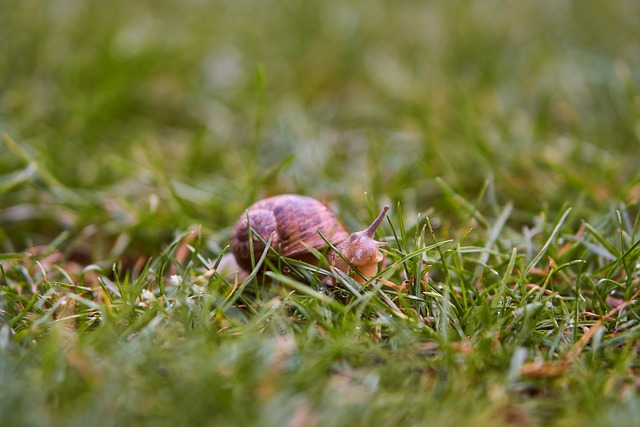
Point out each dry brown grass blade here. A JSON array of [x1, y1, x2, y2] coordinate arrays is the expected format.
[[565, 288, 640, 362], [521, 289, 640, 378]]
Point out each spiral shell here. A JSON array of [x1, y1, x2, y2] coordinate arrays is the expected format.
[[231, 194, 349, 272]]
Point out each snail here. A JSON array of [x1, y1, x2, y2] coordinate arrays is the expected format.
[[230, 194, 390, 284]]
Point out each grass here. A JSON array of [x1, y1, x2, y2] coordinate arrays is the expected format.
[[1, 0, 640, 425]]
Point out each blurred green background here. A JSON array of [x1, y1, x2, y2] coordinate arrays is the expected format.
[[1, 0, 639, 260]]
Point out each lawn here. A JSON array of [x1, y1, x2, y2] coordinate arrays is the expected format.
[[2, 0, 640, 426]]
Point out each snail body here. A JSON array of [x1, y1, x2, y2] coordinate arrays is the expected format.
[[231, 194, 389, 284]]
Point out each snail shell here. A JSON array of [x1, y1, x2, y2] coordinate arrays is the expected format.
[[231, 195, 349, 272]]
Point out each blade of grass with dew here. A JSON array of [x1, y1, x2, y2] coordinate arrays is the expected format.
[[524, 207, 572, 277]]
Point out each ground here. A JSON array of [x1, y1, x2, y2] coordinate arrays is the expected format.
[[1, 1, 640, 426]]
